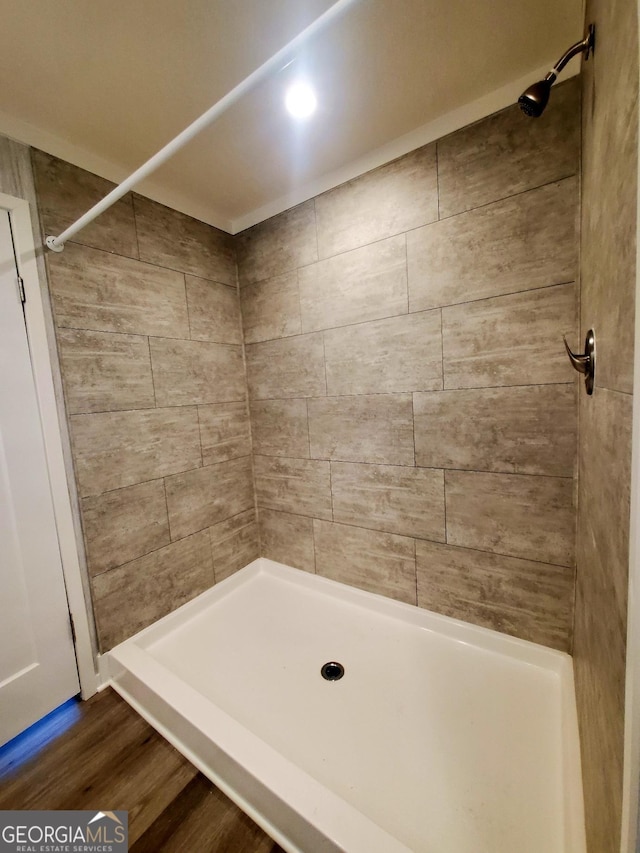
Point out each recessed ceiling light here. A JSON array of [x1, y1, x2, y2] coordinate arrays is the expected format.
[[285, 81, 317, 119]]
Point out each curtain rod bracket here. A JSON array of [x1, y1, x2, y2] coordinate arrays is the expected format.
[[45, 236, 65, 253]]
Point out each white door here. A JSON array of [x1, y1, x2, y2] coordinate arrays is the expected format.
[[0, 209, 79, 746]]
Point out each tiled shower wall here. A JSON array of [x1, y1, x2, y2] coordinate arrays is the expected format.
[[31, 151, 258, 651], [238, 78, 581, 652], [573, 0, 639, 847]]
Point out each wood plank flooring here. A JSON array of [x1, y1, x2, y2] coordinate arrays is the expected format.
[[0, 688, 284, 853]]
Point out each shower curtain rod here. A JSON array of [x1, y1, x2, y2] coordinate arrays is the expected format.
[[45, 0, 360, 253]]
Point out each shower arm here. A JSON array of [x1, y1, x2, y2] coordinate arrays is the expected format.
[[545, 24, 595, 81], [45, 0, 361, 253]]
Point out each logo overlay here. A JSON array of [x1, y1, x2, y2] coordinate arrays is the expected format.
[[0, 811, 128, 853]]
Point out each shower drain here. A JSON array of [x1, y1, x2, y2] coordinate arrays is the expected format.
[[321, 661, 344, 681]]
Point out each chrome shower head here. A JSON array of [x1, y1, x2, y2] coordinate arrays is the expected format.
[[518, 24, 595, 118]]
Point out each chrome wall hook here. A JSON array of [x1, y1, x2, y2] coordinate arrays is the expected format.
[[563, 329, 596, 395]]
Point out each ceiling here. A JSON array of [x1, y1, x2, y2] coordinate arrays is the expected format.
[[0, 0, 584, 233]]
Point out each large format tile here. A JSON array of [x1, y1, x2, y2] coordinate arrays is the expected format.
[[416, 541, 573, 651], [250, 399, 310, 458], [253, 455, 332, 520], [307, 395, 414, 466], [313, 520, 416, 604], [47, 242, 189, 338], [331, 462, 445, 542], [197, 402, 252, 465], [407, 178, 578, 311], [414, 385, 576, 477], [245, 333, 326, 400], [150, 338, 245, 406], [442, 283, 577, 389], [324, 310, 442, 395], [81, 480, 170, 576], [445, 470, 575, 567], [92, 531, 213, 650], [574, 389, 632, 852], [236, 200, 317, 287], [314, 145, 438, 258], [298, 235, 408, 333], [210, 510, 260, 583], [186, 276, 242, 344], [70, 407, 201, 496], [240, 271, 302, 343], [32, 149, 138, 257], [134, 196, 236, 285], [581, 15, 638, 395], [259, 508, 316, 573], [57, 328, 155, 414], [165, 456, 254, 540], [437, 77, 580, 218]]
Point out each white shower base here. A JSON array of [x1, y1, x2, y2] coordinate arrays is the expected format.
[[105, 558, 586, 853]]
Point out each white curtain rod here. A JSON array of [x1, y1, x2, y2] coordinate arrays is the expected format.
[[45, 0, 360, 252]]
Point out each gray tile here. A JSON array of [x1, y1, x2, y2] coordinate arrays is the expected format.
[[315, 145, 438, 258], [165, 456, 254, 540], [416, 540, 573, 651], [581, 25, 637, 395], [331, 462, 445, 542], [313, 520, 416, 604], [57, 328, 155, 414], [442, 283, 577, 389], [437, 77, 580, 218], [308, 395, 414, 466], [324, 310, 442, 395], [210, 510, 260, 583], [46, 242, 189, 338], [259, 508, 315, 573], [408, 178, 578, 312], [445, 470, 575, 567], [249, 399, 309, 458], [236, 200, 317, 287], [82, 480, 170, 576], [574, 390, 632, 850], [186, 275, 242, 344], [134, 195, 236, 285], [254, 455, 332, 520], [298, 235, 408, 333], [574, 0, 637, 843], [92, 530, 213, 650], [240, 271, 302, 343], [32, 149, 138, 257], [198, 402, 252, 465], [414, 384, 576, 477], [245, 333, 326, 400], [150, 338, 246, 406], [70, 407, 201, 496]]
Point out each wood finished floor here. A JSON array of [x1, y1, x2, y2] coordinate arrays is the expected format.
[[0, 688, 284, 853]]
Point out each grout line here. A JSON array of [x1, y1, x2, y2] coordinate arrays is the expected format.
[[435, 141, 441, 221], [162, 477, 173, 541], [146, 336, 157, 409], [443, 470, 449, 544], [194, 405, 204, 468], [439, 308, 446, 391], [183, 274, 194, 340], [246, 382, 575, 407], [251, 452, 574, 480], [321, 330, 329, 396], [131, 194, 142, 261]]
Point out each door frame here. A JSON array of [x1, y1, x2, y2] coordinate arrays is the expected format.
[[0, 190, 97, 700]]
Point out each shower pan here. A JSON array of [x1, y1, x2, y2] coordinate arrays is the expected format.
[[105, 559, 586, 853]]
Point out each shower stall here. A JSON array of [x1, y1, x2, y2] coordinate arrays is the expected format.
[[0, 0, 638, 849]]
